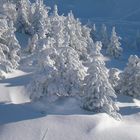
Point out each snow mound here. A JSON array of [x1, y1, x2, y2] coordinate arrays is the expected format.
[[0, 113, 140, 140], [0, 70, 31, 104]]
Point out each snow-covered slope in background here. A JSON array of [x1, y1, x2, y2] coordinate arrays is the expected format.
[[42, 0, 140, 21]]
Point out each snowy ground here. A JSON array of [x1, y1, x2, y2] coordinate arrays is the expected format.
[[106, 48, 140, 70], [0, 70, 140, 140]]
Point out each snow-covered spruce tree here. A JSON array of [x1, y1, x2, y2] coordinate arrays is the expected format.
[[0, 20, 20, 72], [16, 0, 31, 33], [82, 41, 121, 120], [65, 11, 88, 60], [30, 0, 50, 38], [118, 55, 140, 98], [81, 25, 95, 54], [0, 17, 10, 78], [90, 24, 98, 42], [28, 47, 86, 101], [49, 5, 66, 48], [99, 24, 109, 49], [106, 27, 123, 59], [53, 47, 86, 96], [2, 1, 17, 23]]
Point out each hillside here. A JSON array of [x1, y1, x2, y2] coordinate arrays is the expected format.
[[0, 0, 140, 140], [42, 0, 140, 21]]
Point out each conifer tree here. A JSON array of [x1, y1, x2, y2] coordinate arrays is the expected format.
[[118, 55, 140, 98], [91, 24, 98, 42], [31, 0, 50, 38], [28, 47, 86, 101], [0, 18, 20, 73], [16, 0, 31, 33], [65, 11, 88, 60], [106, 27, 123, 59], [83, 41, 121, 120], [2, 1, 17, 23], [100, 24, 109, 48], [49, 5, 66, 48]]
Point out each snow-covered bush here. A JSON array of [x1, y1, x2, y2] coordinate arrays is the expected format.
[[0, 70, 5, 80], [108, 68, 121, 89], [27, 33, 39, 54], [82, 42, 121, 120], [25, 33, 55, 67], [28, 47, 86, 101], [106, 27, 123, 59], [28, 53, 57, 101], [118, 55, 140, 98]]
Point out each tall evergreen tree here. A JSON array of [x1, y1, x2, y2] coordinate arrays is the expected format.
[[118, 55, 140, 98], [82, 41, 121, 120], [90, 24, 98, 42], [49, 5, 66, 48], [65, 11, 88, 60], [31, 0, 50, 38], [16, 0, 31, 33], [100, 24, 109, 49], [106, 27, 123, 59], [0, 18, 20, 73]]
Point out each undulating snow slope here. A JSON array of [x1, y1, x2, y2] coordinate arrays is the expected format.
[[0, 70, 140, 140]]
